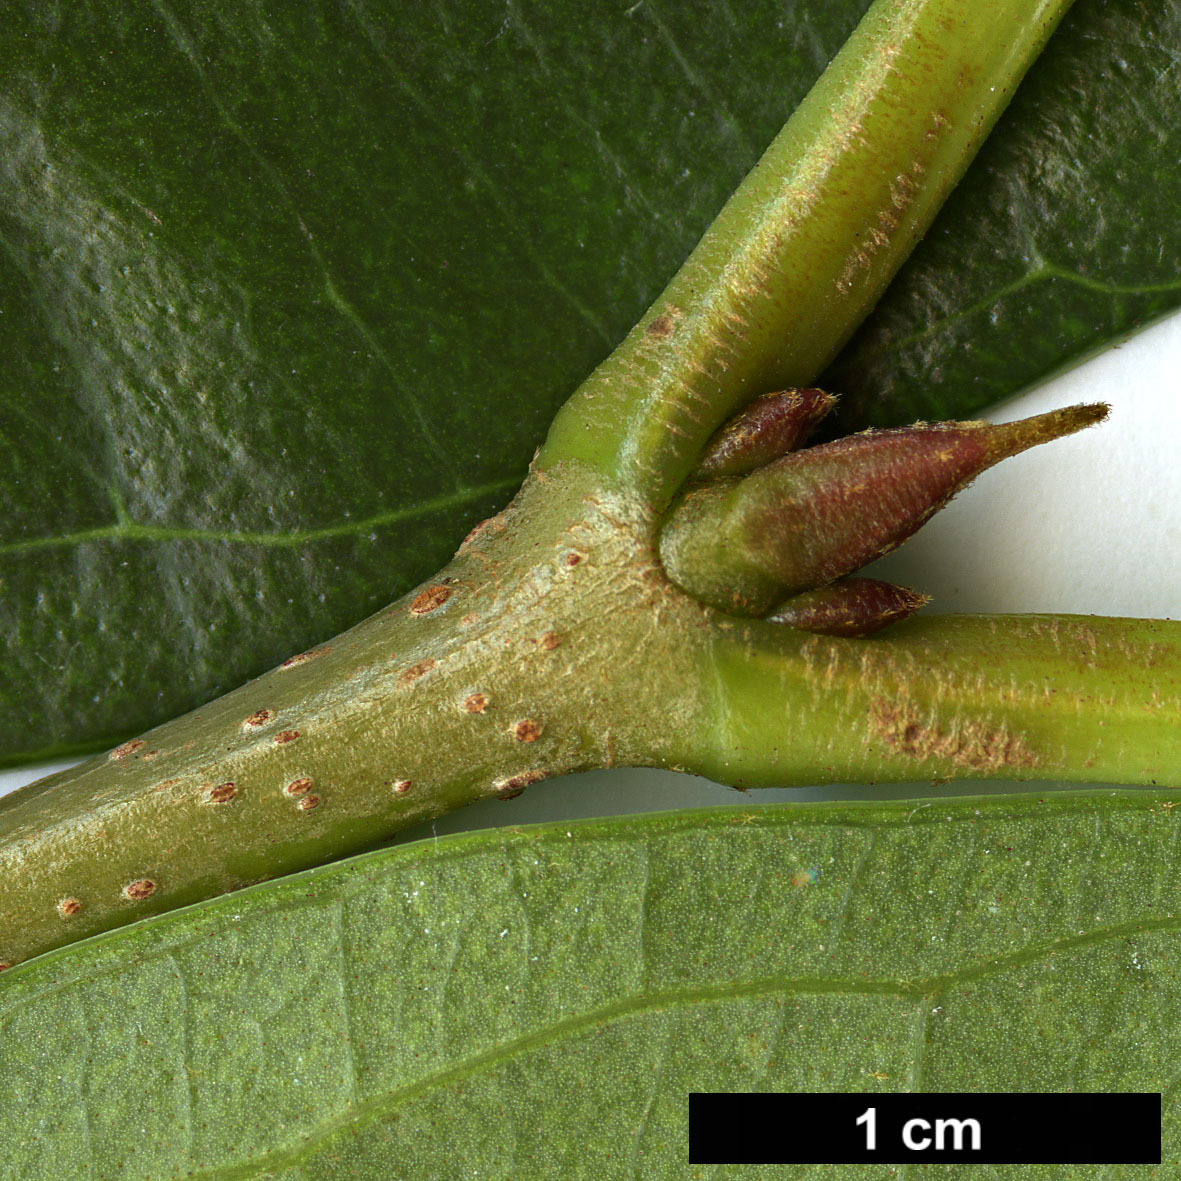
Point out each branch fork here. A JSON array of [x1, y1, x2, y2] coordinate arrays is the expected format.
[[3, 0, 1178, 971]]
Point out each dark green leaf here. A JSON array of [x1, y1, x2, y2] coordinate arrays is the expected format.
[[0, 793, 1172, 1177], [3, 0, 1178, 761]]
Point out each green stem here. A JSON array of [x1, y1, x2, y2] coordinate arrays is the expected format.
[[0, 468, 698, 968], [4, 458, 1179, 968], [696, 614, 1181, 786], [537, 0, 1076, 505]]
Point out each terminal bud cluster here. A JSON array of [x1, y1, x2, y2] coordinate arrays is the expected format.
[[660, 394, 1107, 635]]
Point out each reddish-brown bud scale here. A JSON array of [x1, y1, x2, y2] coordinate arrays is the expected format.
[[767, 577, 929, 637], [661, 404, 1107, 617], [692, 389, 836, 480]]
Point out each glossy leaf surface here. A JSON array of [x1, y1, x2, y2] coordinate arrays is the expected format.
[[0, 793, 1172, 1178], [3, 0, 1179, 760]]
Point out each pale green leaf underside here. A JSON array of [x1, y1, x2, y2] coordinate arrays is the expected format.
[[0, 792, 1171, 1179]]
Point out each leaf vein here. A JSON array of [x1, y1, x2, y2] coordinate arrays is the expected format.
[[841, 257, 1181, 371], [0, 477, 516, 556], [148, 0, 453, 463], [341, 0, 615, 347]]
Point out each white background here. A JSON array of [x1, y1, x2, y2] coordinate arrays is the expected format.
[[3, 311, 1179, 835]]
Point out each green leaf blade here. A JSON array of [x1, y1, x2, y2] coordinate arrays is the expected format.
[[1, 794, 1173, 1178]]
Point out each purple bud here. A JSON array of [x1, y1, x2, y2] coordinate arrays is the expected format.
[[693, 389, 836, 480], [661, 403, 1108, 616], [767, 578, 929, 636]]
